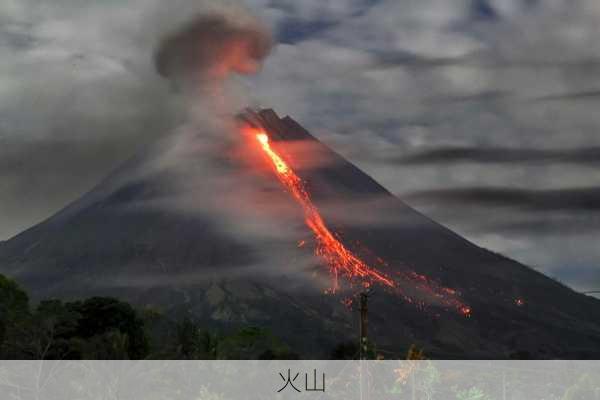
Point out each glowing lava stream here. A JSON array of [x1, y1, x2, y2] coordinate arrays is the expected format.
[[255, 132, 394, 289], [252, 129, 471, 316]]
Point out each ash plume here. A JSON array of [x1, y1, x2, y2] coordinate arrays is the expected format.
[[154, 12, 272, 99], [138, 10, 316, 284]]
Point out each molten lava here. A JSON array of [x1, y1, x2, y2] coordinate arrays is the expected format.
[[250, 127, 470, 315], [255, 132, 394, 289]]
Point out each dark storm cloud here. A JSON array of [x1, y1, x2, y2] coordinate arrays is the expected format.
[[546, 265, 600, 292], [471, 0, 499, 21], [489, 216, 600, 236], [425, 90, 510, 104], [276, 18, 337, 44], [393, 146, 600, 166], [405, 186, 600, 212], [533, 89, 600, 102], [0, 23, 37, 49], [371, 50, 466, 69], [404, 194, 600, 239]]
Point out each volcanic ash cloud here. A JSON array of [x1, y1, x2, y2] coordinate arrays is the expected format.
[[154, 12, 272, 107]]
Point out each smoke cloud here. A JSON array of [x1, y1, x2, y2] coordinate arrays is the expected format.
[[154, 12, 272, 100], [135, 10, 321, 286]]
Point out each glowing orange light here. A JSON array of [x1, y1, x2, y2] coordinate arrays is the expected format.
[[257, 132, 268, 145], [249, 125, 471, 315], [515, 298, 524, 306], [256, 132, 289, 174], [253, 129, 394, 289]]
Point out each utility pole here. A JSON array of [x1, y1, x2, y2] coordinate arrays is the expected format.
[[359, 291, 369, 360], [359, 289, 372, 400]]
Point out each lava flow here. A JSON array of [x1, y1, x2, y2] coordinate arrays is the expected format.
[[255, 131, 394, 289], [249, 127, 470, 316]]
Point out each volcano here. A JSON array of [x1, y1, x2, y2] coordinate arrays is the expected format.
[[2, 108, 600, 358]]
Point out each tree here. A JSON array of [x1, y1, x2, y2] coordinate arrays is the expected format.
[[66, 297, 149, 359], [0, 274, 31, 357], [1, 295, 150, 359], [174, 317, 204, 359], [76, 330, 131, 359], [217, 327, 297, 359], [332, 341, 359, 359], [29, 299, 80, 359], [406, 344, 426, 360]]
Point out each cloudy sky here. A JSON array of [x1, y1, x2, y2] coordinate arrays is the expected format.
[[2, 0, 600, 293]]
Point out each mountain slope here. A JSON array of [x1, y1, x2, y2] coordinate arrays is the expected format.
[[1, 108, 600, 358]]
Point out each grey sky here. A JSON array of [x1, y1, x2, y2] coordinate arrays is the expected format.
[[1, 0, 599, 292]]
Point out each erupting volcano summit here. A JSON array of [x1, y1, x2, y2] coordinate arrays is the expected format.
[[241, 112, 471, 316], [1, 108, 600, 358]]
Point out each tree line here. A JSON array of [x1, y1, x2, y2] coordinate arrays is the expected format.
[[0, 273, 298, 359]]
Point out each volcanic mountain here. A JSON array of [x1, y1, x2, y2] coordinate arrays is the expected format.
[[2, 108, 600, 358]]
